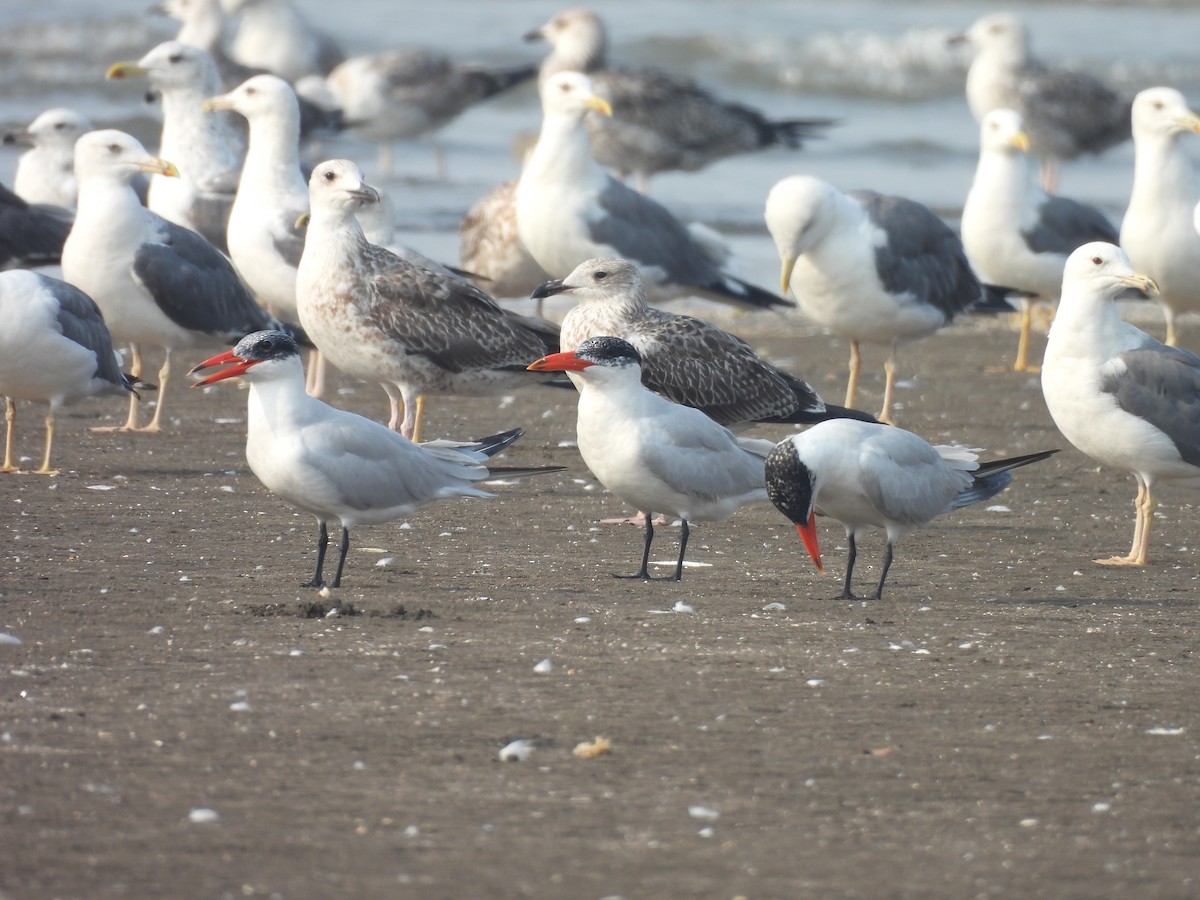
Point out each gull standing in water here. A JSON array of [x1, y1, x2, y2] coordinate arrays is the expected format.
[[1042, 243, 1200, 566]]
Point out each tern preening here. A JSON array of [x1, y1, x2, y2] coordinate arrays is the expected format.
[[192, 330, 560, 588], [1042, 243, 1200, 567], [766, 418, 1056, 600], [529, 336, 771, 581]]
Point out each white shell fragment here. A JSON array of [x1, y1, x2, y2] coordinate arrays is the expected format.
[[688, 805, 720, 820], [498, 739, 535, 762], [187, 807, 220, 823], [533, 658, 553, 674]]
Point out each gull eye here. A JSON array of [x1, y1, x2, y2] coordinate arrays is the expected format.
[[245, 87, 256, 96], [108, 143, 121, 154], [1091, 256, 1102, 265], [323, 169, 336, 181], [593, 270, 607, 281], [168, 52, 183, 64], [1152, 100, 1164, 111], [54, 122, 67, 130]]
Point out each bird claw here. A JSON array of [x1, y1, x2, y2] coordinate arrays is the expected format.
[[1093, 555, 1146, 567]]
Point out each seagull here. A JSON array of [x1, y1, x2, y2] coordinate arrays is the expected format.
[[295, 159, 561, 442], [1119, 87, 1200, 347], [300, 48, 535, 178], [961, 108, 1119, 371], [1041, 242, 1200, 566], [517, 71, 788, 311], [766, 418, 1056, 600], [107, 41, 245, 254], [220, 0, 344, 84], [459, 178, 553, 305], [765, 174, 984, 423], [0, 182, 73, 271], [0, 270, 142, 475], [190, 330, 552, 588], [62, 129, 291, 432], [524, 7, 832, 193], [529, 336, 772, 581], [535, 257, 875, 428], [3, 108, 92, 208], [951, 12, 1130, 192]]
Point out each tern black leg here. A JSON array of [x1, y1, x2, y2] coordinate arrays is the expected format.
[[837, 533, 858, 600], [331, 527, 351, 588], [614, 511, 654, 579], [304, 521, 330, 588], [871, 542, 895, 601], [668, 519, 690, 581]]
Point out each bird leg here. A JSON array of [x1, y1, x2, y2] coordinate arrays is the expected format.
[[409, 395, 427, 444], [378, 143, 395, 180], [844, 340, 862, 409], [835, 533, 858, 600], [878, 347, 898, 425], [1013, 300, 1035, 372], [2, 398, 20, 473], [870, 542, 895, 600], [670, 519, 690, 582], [34, 409, 59, 476], [304, 520, 330, 588], [383, 383, 405, 431], [1165, 308, 1179, 348], [1096, 480, 1152, 567], [139, 349, 172, 432], [93, 343, 144, 432], [1039, 158, 1059, 194], [305, 349, 326, 398], [331, 526, 351, 588], [613, 511, 655, 580]]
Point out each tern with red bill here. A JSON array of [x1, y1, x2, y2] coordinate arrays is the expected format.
[[192, 330, 557, 588], [766, 418, 1056, 600], [529, 336, 771, 581]]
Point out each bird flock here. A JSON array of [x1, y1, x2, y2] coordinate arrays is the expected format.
[[2, 4, 1200, 597]]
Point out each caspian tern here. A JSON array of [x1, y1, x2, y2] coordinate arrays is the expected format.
[[529, 336, 771, 581], [515, 71, 789, 311], [0, 271, 143, 474], [961, 109, 1118, 372], [765, 174, 987, 423], [1042, 243, 1200, 566], [1119, 88, 1200, 347], [62, 130, 293, 433], [766, 418, 1056, 600], [192, 329, 552, 588], [535, 257, 875, 428]]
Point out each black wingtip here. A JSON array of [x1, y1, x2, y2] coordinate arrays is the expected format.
[[708, 275, 795, 312]]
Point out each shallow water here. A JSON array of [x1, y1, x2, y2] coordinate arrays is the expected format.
[[2, 0, 1199, 293]]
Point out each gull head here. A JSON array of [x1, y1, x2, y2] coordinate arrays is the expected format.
[[307, 159, 380, 217], [1064, 243, 1159, 301], [108, 41, 219, 93], [765, 438, 823, 574], [538, 71, 612, 120], [764, 175, 838, 295], [190, 330, 303, 386], [979, 108, 1030, 154], [524, 8, 607, 65], [1131, 87, 1200, 141], [955, 13, 1029, 61], [73, 130, 178, 184], [6, 108, 92, 153], [203, 73, 297, 122], [532, 257, 645, 305]]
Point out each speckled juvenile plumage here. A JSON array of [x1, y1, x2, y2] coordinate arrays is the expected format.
[[296, 160, 560, 441], [459, 179, 552, 302]]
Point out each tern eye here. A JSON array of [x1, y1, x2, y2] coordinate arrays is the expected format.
[[255, 339, 272, 353]]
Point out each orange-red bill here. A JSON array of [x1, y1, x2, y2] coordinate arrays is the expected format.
[[527, 351, 595, 372], [796, 510, 823, 573], [189, 349, 257, 386]]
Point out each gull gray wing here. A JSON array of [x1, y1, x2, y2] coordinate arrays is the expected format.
[[1018, 67, 1130, 160], [41, 274, 126, 387], [1101, 345, 1200, 467], [1022, 195, 1117, 255], [0, 184, 72, 269], [850, 190, 981, 320]]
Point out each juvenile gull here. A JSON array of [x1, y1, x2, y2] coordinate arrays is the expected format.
[[191, 331, 553, 589], [529, 336, 772, 581], [459, 179, 553, 305], [525, 8, 832, 192], [296, 160, 560, 443], [1119, 87, 1200, 347], [536, 257, 874, 427], [0, 270, 140, 474], [4, 108, 92, 208], [961, 108, 1118, 371], [517, 72, 788, 311], [765, 174, 983, 422], [767, 418, 1056, 600], [953, 12, 1130, 191], [107, 41, 244, 253], [1042, 243, 1200, 566], [0, 183, 73, 271], [62, 130, 286, 432], [302, 48, 535, 178]]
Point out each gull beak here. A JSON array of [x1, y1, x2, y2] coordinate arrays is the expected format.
[[107, 61, 149, 80], [946, 32, 970, 47], [189, 349, 259, 385], [295, 212, 311, 228], [202, 95, 233, 113], [349, 183, 380, 204], [1181, 111, 1200, 134], [530, 278, 572, 301], [585, 95, 613, 117], [796, 510, 823, 574], [1119, 272, 1159, 296], [138, 157, 179, 177], [1009, 130, 1030, 152], [522, 26, 546, 42], [2, 129, 33, 148], [527, 351, 594, 372], [779, 253, 797, 295]]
